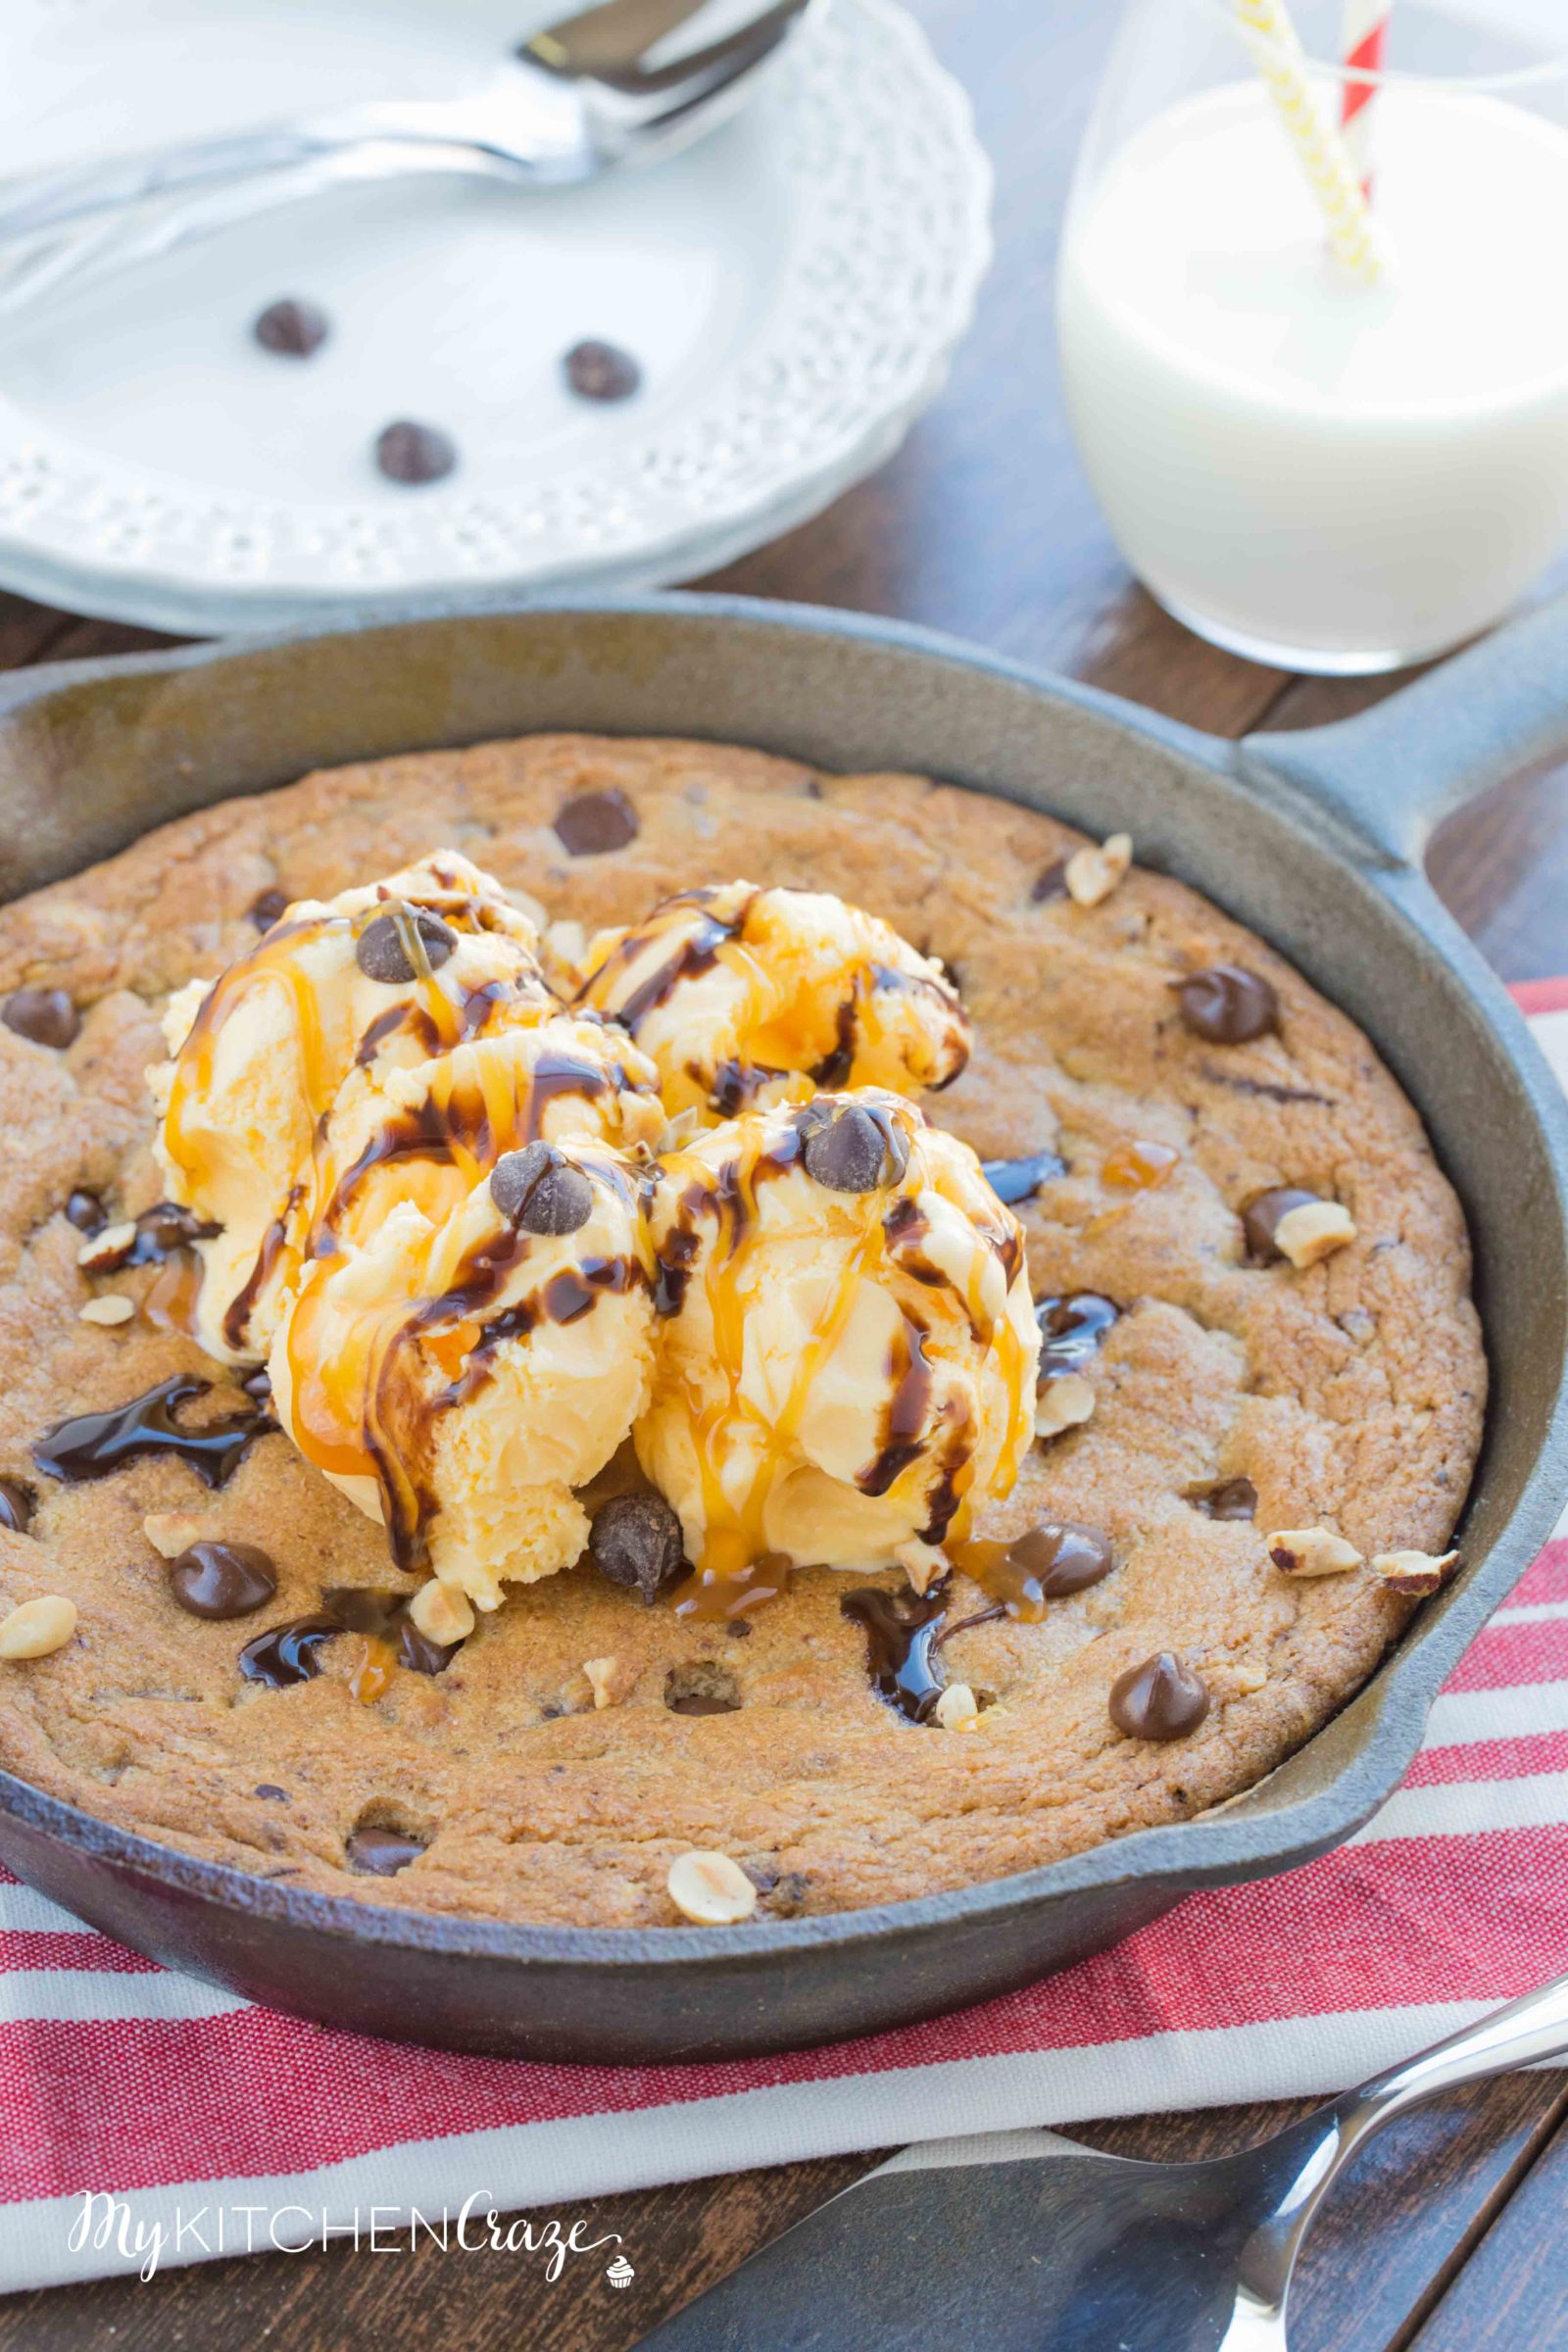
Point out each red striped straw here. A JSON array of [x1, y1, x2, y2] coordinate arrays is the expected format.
[[1340, 0, 1390, 199]]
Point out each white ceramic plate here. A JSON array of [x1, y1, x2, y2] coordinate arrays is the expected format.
[[0, 0, 991, 632]]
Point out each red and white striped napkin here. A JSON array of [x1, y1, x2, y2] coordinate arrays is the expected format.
[[3, 984, 1565, 2293]]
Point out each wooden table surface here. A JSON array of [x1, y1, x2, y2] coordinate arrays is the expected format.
[[0, 1, 1565, 2343]]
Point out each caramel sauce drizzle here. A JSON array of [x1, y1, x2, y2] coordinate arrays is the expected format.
[[579, 890, 963, 1109], [161, 899, 556, 1343], [653, 1107, 1033, 1606]]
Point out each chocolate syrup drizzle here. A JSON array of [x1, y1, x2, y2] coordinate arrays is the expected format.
[[238, 1588, 458, 1690], [32, 1375, 272, 1490], [840, 1580, 952, 1724]]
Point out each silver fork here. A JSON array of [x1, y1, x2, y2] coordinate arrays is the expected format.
[[634, 1973, 1568, 2350], [0, 0, 818, 315]]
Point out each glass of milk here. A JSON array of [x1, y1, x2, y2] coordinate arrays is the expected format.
[[1057, 0, 1568, 671]]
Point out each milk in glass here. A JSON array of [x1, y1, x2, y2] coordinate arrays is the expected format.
[[1058, 81, 1568, 666]]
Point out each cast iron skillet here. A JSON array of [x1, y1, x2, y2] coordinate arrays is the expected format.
[[0, 594, 1563, 2064]]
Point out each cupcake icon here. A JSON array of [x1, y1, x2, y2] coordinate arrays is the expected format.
[[606, 2254, 635, 2290]]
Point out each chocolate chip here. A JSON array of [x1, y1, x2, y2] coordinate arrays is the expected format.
[[64, 1190, 107, 1235], [1173, 964, 1280, 1045], [355, 906, 457, 985], [344, 1826, 426, 1875], [254, 1784, 288, 1801], [1108, 1651, 1210, 1740], [490, 1142, 594, 1235], [1005, 1521, 1113, 1596], [563, 339, 642, 402], [3, 988, 78, 1049], [802, 1103, 909, 1195], [248, 886, 289, 930], [982, 1148, 1066, 1204], [374, 419, 458, 485], [1242, 1187, 1320, 1263], [0, 1479, 33, 1535], [553, 788, 639, 856], [169, 1540, 278, 1621], [1030, 859, 1069, 903], [590, 1491, 685, 1603], [253, 298, 330, 358], [1189, 1477, 1257, 1521], [726, 1618, 753, 1639], [664, 1660, 742, 1716]]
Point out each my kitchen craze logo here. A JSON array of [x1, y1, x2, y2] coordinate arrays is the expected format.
[[68, 2190, 632, 2284]]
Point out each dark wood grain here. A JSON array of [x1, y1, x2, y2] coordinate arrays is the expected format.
[[0, 0, 1562, 2343]]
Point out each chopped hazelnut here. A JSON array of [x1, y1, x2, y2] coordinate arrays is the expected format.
[[583, 1654, 637, 1710], [408, 1580, 475, 1645], [1274, 1200, 1357, 1270], [1267, 1526, 1364, 1578], [78, 1296, 134, 1326], [0, 1594, 77, 1658], [142, 1510, 209, 1559], [1064, 831, 1133, 908], [1036, 1373, 1096, 1439], [667, 1849, 758, 1926], [933, 1682, 981, 1730], [75, 1221, 136, 1272], [1371, 1547, 1461, 1595]]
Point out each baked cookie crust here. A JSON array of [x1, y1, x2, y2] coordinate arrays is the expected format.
[[0, 735, 1485, 1925]]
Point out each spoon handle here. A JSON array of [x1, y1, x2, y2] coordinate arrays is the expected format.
[[1237, 1975, 1568, 2331], [1347, 1972, 1568, 2127]]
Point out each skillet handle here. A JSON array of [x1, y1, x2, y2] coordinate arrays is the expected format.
[[1238, 591, 1568, 867]]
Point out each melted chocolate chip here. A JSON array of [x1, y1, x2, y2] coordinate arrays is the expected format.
[[169, 1541, 278, 1621], [563, 339, 642, 401], [254, 1784, 288, 1801], [841, 1583, 949, 1724], [1004, 1521, 1114, 1598], [803, 1103, 908, 1195], [1108, 1651, 1210, 1740], [33, 1375, 270, 1490], [241, 1366, 274, 1409], [1030, 859, 1069, 904], [553, 789, 639, 857], [490, 1142, 594, 1236], [238, 1614, 341, 1689], [374, 418, 458, 485], [3, 988, 78, 1049], [1189, 1477, 1257, 1521], [590, 1491, 685, 1604], [1242, 1186, 1320, 1262], [122, 1200, 220, 1265], [355, 906, 457, 985], [64, 1190, 107, 1235], [1036, 1292, 1119, 1379], [345, 1826, 426, 1875], [726, 1618, 753, 1639], [1173, 964, 1280, 1045], [0, 1478, 33, 1534], [982, 1148, 1067, 1204], [253, 297, 330, 357], [664, 1660, 742, 1716], [248, 885, 289, 930]]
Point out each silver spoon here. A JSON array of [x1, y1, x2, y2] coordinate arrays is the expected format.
[[0, 0, 818, 315], [637, 1973, 1568, 2350]]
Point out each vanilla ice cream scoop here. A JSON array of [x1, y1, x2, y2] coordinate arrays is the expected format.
[[576, 882, 970, 1123], [270, 1138, 655, 1611], [638, 1091, 1040, 1609], [149, 853, 568, 1361]]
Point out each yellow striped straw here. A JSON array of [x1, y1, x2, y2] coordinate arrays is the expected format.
[[1232, 0, 1384, 283]]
